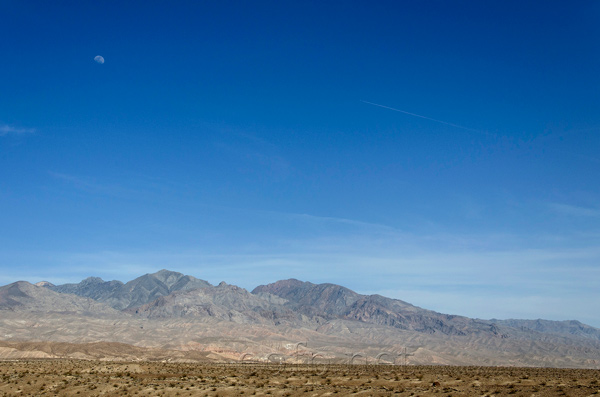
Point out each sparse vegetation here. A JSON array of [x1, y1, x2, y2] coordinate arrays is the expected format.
[[0, 360, 598, 396]]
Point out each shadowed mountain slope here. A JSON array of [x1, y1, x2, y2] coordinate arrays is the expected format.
[[253, 279, 507, 337], [49, 269, 211, 310], [126, 282, 299, 325], [0, 281, 120, 316], [492, 319, 600, 341]]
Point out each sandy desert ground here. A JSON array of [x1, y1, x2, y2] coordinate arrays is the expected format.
[[0, 360, 599, 396]]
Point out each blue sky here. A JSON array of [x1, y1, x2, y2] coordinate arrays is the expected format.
[[1, 1, 599, 326]]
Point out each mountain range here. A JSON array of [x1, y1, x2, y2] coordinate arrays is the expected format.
[[1, 269, 599, 368]]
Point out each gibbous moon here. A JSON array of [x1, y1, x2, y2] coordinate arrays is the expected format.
[[94, 55, 105, 64]]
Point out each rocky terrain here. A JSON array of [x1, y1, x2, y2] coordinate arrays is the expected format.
[[1, 270, 599, 368], [253, 279, 509, 336], [48, 269, 211, 310]]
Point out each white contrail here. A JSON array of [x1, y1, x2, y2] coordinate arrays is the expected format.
[[361, 100, 490, 136]]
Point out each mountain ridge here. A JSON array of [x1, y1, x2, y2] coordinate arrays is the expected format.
[[253, 279, 509, 337], [49, 269, 212, 310], [41, 271, 600, 339], [0, 281, 122, 316], [0, 270, 597, 367]]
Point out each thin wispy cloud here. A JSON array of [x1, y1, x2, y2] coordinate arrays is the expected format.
[[48, 171, 137, 198], [548, 203, 600, 218], [0, 124, 35, 136], [282, 212, 400, 234], [361, 100, 492, 136]]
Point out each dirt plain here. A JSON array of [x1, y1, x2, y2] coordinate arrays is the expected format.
[[0, 360, 599, 396]]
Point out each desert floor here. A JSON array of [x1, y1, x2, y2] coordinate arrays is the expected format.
[[0, 360, 599, 396]]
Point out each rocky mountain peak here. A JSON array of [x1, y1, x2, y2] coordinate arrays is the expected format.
[[0, 281, 34, 307], [80, 276, 106, 285], [252, 278, 311, 295], [34, 281, 55, 287], [47, 270, 212, 310], [151, 269, 187, 286]]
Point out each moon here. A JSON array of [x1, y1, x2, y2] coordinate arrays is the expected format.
[[94, 55, 105, 64]]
